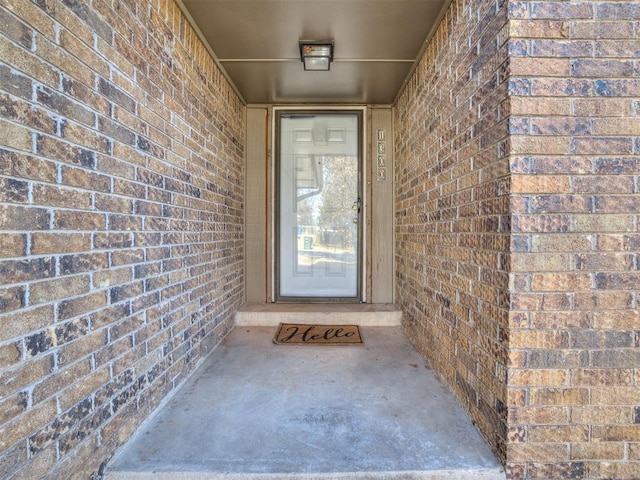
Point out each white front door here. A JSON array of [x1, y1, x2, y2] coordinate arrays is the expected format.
[[276, 111, 362, 302]]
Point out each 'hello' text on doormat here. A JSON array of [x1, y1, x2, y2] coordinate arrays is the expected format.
[[273, 323, 363, 345]]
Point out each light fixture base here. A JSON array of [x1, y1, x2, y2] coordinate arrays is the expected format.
[[299, 40, 334, 71]]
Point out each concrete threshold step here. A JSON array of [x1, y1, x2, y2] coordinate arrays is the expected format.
[[235, 303, 402, 327], [106, 468, 505, 479]]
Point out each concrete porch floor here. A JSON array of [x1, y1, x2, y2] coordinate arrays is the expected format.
[[105, 323, 505, 480]]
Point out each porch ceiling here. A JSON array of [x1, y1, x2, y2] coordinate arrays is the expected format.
[[177, 0, 450, 105]]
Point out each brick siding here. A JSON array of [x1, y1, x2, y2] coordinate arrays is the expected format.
[[506, 1, 640, 478], [0, 0, 245, 478], [394, 0, 512, 464], [395, 0, 640, 478]]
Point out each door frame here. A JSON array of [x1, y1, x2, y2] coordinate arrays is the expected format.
[[272, 107, 367, 303]]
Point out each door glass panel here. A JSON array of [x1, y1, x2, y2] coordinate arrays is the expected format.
[[278, 113, 360, 300]]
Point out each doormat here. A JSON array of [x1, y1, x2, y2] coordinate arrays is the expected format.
[[273, 323, 363, 345]]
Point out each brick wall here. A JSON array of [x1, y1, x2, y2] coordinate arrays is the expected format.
[[394, 0, 511, 464], [395, 0, 640, 478], [0, 0, 245, 478], [507, 1, 640, 479]]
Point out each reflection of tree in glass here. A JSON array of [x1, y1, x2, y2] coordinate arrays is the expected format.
[[297, 194, 314, 227], [318, 156, 358, 248]]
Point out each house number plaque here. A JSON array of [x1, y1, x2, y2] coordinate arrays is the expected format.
[[376, 129, 387, 181]]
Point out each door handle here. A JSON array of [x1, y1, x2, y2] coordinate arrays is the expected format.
[[352, 197, 362, 214]]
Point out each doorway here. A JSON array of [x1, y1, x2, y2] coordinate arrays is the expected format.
[[275, 111, 363, 302]]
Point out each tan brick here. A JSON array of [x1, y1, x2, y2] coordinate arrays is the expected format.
[[36, 33, 93, 90], [512, 214, 572, 233], [93, 266, 133, 289], [593, 310, 640, 329], [0, 398, 57, 454], [61, 165, 112, 192], [0, 391, 28, 427], [525, 462, 588, 480], [575, 137, 633, 155], [0, 233, 26, 257], [510, 136, 571, 155], [508, 443, 569, 462], [573, 97, 633, 117], [0, 339, 21, 367], [508, 388, 527, 407], [510, 57, 570, 77], [586, 461, 640, 479], [30, 233, 91, 255], [511, 97, 572, 117], [60, 120, 112, 154], [571, 406, 633, 425], [44, 435, 103, 480], [528, 425, 588, 443], [575, 214, 635, 233], [508, 350, 527, 368], [509, 19, 569, 39], [100, 401, 141, 450], [571, 442, 625, 460], [592, 117, 640, 136], [0, 118, 32, 152], [531, 233, 593, 253], [571, 368, 633, 387], [32, 358, 93, 405], [57, 366, 111, 412], [595, 233, 626, 251], [32, 184, 93, 210], [8, 445, 57, 480], [2, 0, 56, 40], [0, 94, 56, 136], [57, 330, 108, 369], [573, 20, 634, 39], [0, 306, 53, 343], [630, 443, 640, 461], [29, 275, 91, 305], [512, 174, 571, 194], [0, 443, 25, 479], [529, 388, 589, 406], [591, 387, 640, 406], [530, 273, 591, 291], [574, 291, 633, 311], [1, 39, 57, 88], [0, 257, 54, 285], [59, 28, 109, 78], [0, 149, 57, 183], [530, 311, 590, 329], [510, 331, 570, 349], [54, 210, 106, 231], [511, 253, 569, 272], [57, 291, 108, 321], [592, 426, 640, 442], [574, 175, 635, 194], [509, 369, 569, 387]]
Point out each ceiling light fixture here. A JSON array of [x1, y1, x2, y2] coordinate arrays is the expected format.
[[299, 41, 334, 71]]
